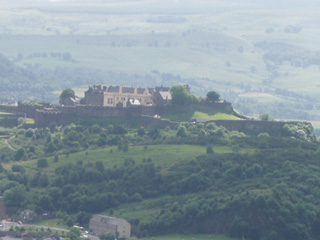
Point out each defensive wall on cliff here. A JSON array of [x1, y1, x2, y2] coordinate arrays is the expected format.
[[0, 102, 46, 118], [34, 102, 234, 127], [2, 101, 312, 136]]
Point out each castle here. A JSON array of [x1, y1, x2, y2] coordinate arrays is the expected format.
[[1, 85, 311, 138], [81, 85, 172, 107]]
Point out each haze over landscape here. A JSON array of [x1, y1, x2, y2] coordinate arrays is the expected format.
[[2, 2, 320, 240], [0, 0, 320, 122]]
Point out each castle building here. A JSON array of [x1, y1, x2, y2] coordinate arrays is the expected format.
[[83, 85, 171, 107]]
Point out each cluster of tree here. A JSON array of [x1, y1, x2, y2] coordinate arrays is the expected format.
[[170, 85, 220, 106], [139, 143, 320, 240], [255, 41, 320, 69], [2, 133, 320, 240], [14, 52, 74, 62], [1, 120, 320, 240]]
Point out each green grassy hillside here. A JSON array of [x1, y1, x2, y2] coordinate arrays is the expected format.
[[0, 120, 318, 240], [162, 110, 242, 122]]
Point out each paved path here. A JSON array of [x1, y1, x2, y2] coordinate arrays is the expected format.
[[4, 138, 15, 151]]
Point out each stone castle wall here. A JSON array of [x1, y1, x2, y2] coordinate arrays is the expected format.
[[19, 102, 312, 137], [0, 104, 18, 113], [153, 102, 234, 115], [204, 119, 311, 136]]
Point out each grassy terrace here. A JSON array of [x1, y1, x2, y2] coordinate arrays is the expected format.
[[9, 144, 255, 174], [162, 110, 242, 122], [8, 144, 204, 173]]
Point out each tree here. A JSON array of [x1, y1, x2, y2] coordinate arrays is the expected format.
[[137, 127, 146, 137], [38, 173, 50, 187], [46, 142, 58, 153], [3, 185, 27, 207], [260, 113, 272, 121], [14, 148, 25, 161], [37, 158, 49, 168], [170, 85, 198, 105], [206, 144, 214, 154], [206, 91, 220, 102], [176, 125, 187, 137], [60, 88, 75, 104]]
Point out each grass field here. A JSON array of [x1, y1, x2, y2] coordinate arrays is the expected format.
[[0, 112, 14, 115], [33, 219, 70, 231], [162, 110, 242, 122], [12, 144, 254, 174], [25, 118, 35, 124], [17, 144, 206, 174]]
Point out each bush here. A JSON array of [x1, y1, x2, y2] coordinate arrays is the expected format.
[[54, 155, 59, 162], [206, 144, 214, 154], [11, 164, 25, 173], [25, 129, 34, 137], [37, 158, 48, 168], [176, 126, 187, 137], [138, 127, 145, 137], [14, 148, 25, 161]]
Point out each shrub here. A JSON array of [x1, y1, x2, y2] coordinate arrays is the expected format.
[[37, 158, 48, 168], [25, 129, 34, 137], [206, 144, 214, 154]]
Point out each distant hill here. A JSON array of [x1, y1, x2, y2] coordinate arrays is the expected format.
[[0, 53, 53, 102]]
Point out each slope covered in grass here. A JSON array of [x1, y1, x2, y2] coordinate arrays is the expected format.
[[162, 110, 242, 122]]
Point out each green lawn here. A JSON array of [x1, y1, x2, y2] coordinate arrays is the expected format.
[[162, 110, 242, 122], [129, 234, 239, 240], [17, 144, 255, 176], [0, 111, 14, 115], [33, 218, 70, 231], [20, 144, 207, 174], [25, 118, 35, 124]]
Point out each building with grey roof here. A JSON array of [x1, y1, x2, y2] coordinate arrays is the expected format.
[[83, 85, 154, 107], [89, 215, 131, 239]]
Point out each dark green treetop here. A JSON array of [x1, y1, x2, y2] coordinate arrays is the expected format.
[[206, 91, 220, 102], [59, 88, 75, 104]]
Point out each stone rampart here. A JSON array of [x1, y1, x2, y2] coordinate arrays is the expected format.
[[18, 102, 45, 118], [35, 110, 63, 127], [201, 119, 311, 136], [0, 104, 19, 113], [154, 101, 235, 115], [33, 102, 312, 137], [61, 105, 142, 118]]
